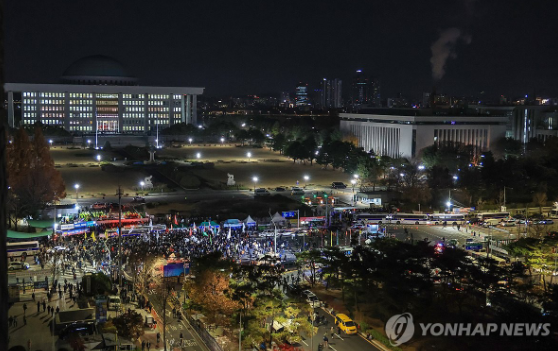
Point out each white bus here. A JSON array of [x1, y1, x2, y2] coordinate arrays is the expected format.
[[387, 213, 430, 225], [429, 213, 467, 225], [477, 212, 510, 221], [7, 241, 40, 258], [353, 213, 388, 224]]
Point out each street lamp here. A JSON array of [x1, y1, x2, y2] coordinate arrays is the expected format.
[[140, 181, 145, 190], [351, 179, 357, 205], [220, 137, 225, 145], [252, 176, 258, 191], [188, 137, 193, 145], [74, 184, 80, 201], [247, 152, 252, 162], [96, 154, 101, 165], [196, 152, 201, 160], [49, 140, 53, 147], [303, 175, 309, 187]]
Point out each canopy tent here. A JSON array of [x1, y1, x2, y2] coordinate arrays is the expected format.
[[8, 230, 53, 239], [26, 220, 55, 229], [223, 219, 242, 229], [271, 212, 286, 223], [199, 221, 220, 228], [243, 215, 257, 226]]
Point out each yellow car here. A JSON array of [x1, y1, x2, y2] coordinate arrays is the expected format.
[[335, 314, 358, 334]]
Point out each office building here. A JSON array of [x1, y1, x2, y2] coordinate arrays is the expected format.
[[5, 55, 204, 133], [340, 111, 508, 158], [295, 82, 309, 108], [351, 70, 380, 107], [320, 78, 343, 109]]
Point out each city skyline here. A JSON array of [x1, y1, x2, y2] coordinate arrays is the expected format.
[[5, 0, 558, 99]]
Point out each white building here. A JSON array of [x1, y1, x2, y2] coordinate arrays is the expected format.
[[340, 112, 508, 158], [5, 55, 204, 134]]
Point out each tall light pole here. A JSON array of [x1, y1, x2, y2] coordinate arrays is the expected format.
[[247, 152, 252, 162], [49, 139, 53, 148], [140, 181, 145, 191], [220, 137, 225, 146], [196, 152, 201, 161], [252, 176, 258, 191], [74, 184, 80, 201], [303, 175, 309, 187], [96, 154, 101, 165], [188, 137, 193, 145], [351, 179, 357, 205]]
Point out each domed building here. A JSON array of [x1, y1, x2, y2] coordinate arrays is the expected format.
[[5, 55, 204, 136], [60, 55, 138, 86]]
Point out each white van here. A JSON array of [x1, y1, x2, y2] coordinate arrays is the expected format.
[[108, 295, 122, 311], [483, 218, 502, 227]]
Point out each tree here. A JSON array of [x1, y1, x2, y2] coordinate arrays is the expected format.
[[301, 136, 317, 164], [533, 191, 548, 215], [295, 249, 322, 287], [271, 133, 287, 154], [249, 129, 265, 146], [285, 141, 307, 164], [112, 310, 144, 340], [7, 126, 66, 229]]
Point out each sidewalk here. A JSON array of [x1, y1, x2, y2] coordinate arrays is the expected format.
[[8, 289, 77, 351]]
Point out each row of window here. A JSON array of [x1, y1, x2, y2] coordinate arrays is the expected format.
[[69, 120, 93, 125], [69, 100, 93, 105], [40, 113, 65, 118], [148, 107, 169, 112], [148, 94, 169, 99], [149, 119, 169, 125], [69, 126, 93, 131], [23, 106, 36, 111], [70, 93, 93, 98], [123, 100, 143, 106], [23, 92, 37, 97], [97, 107, 119, 112], [40, 99, 64, 105], [123, 113, 144, 118], [126, 107, 144, 112], [70, 106, 93, 112], [148, 101, 166, 106], [148, 113, 169, 118], [40, 92, 64, 98], [122, 126, 145, 131], [123, 94, 145, 99], [41, 106, 64, 111], [96, 100, 118, 105], [96, 94, 119, 99], [23, 99, 37, 104], [69, 113, 93, 118]]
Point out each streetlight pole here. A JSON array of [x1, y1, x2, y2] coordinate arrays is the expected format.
[[74, 184, 80, 201], [351, 179, 356, 206], [247, 152, 252, 163], [503, 186, 513, 211], [252, 176, 258, 192], [118, 185, 123, 301], [304, 175, 309, 188]]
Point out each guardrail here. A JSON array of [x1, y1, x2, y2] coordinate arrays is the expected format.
[[182, 310, 224, 351]]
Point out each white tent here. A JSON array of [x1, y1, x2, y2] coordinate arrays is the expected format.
[[244, 216, 257, 225], [271, 212, 286, 223]]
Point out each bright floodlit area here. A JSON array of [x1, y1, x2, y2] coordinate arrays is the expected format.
[[49, 145, 349, 196]]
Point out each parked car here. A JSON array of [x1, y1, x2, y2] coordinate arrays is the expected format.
[[8, 262, 30, 271], [254, 188, 270, 196], [500, 219, 516, 227], [131, 196, 146, 203], [291, 187, 305, 195], [331, 182, 347, 189], [274, 187, 286, 192]]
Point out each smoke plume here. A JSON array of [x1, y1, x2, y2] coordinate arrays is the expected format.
[[430, 28, 471, 81]]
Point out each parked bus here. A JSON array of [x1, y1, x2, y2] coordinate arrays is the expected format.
[[429, 213, 466, 225], [387, 213, 430, 225], [353, 213, 388, 224], [476, 212, 510, 221], [7, 241, 40, 258]]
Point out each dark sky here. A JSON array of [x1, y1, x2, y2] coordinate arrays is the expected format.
[[5, 0, 558, 99]]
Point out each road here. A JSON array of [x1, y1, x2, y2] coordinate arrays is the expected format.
[[148, 290, 209, 351]]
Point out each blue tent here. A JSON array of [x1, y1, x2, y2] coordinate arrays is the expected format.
[[223, 219, 243, 229]]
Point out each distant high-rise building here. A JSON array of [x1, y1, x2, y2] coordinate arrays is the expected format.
[[319, 78, 343, 109], [295, 82, 309, 108], [280, 92, 291, 108], [351, 70, 380, 107]]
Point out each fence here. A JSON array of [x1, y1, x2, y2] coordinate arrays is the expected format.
[[182, 310, 225, 351]]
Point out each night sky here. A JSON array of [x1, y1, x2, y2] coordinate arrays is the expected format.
[[5, 0, 558, 99]]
